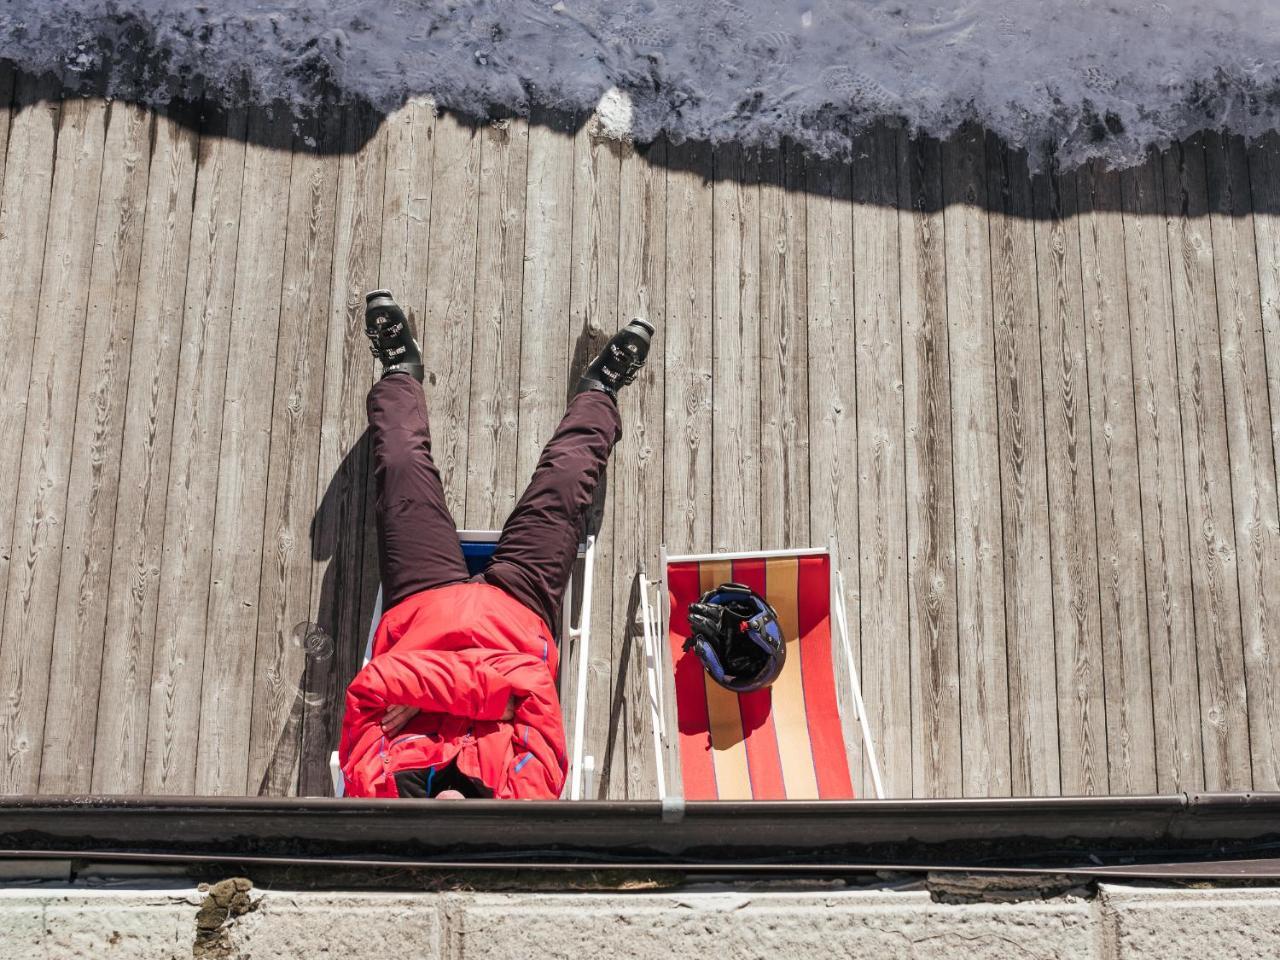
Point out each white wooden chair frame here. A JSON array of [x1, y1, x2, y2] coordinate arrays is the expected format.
[[637, 537, 886, 801], [329, 530, 598, 800]]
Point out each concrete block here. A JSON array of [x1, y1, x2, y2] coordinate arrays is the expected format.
[[225, 892, 445, 959], [457, 889, 1098, 960], [0, 888, 196, 960], [0, 893, 45, 957], [1099, 884, 1280, 960], [0, 886, 448, 960], [43, 897, 193, 959], [7, 880, 1279, 960]]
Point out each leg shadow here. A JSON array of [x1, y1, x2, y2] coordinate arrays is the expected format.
[[597, 574, 643, 796], [280, 430, 381, 796]]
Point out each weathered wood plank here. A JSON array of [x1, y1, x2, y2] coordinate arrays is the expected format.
[[1253, 134, 1280, 506], [759, 142, 810, 552], [378, 98, 435, 329], [465, 117, 529, 530], [144, 108, 248, 795], [567, 116, 620, 797], [422, 109, 480, 517], [1162, 136, 1251, 791], [1206, 131, 1279, 791], [739, 142, 812, 792], [1252, 134, 1280, 564], [940, 127, 1011, 797], [663, 140, 714, 557], [246, 113, 342, 797], [1120, 157, 1207, 791], [1031, 167, 1108, 796], [760, 142, 821, 798], [663, 138, 714, 796], [985, 137, 1059, 797], [0, 95, 107, 793], [92, 109, 200, 794], [1243, 131, 1280, 791], [806, 149, 864, 792], [614, 137, 667, 799], [194, 110, 294, 796], [298, 105, 388, 796], [850, 127, 910, 798], [897, 132, 962, 798], [1076, 160, 1157, 794], [40, 101, 153, 793], [711, 143, 761, 555], [515, 108, 577, 483], [705, 140, 764, 796], [0, 76, 60, 685], [0, 63, 15, 205]]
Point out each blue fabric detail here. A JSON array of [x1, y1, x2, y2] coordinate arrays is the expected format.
[[426, 765, 436, 796], [514, 752, 533, 773], [748, 621, 783, 655], [696, 639, 729, 684], [462, 539, 499, 575], [542, 639, 548, 662]]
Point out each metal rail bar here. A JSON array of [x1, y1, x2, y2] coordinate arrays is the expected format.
[[4, 849, 1280, 881], [0, 794, 1276, 869]]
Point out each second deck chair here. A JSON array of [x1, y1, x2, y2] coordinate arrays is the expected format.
[[330, 530, 597, 800], [639, 540, 885, 801]]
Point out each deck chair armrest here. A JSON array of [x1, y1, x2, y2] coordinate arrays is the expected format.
[[564, 536, 596, 800], [833, 566, 886, 800], [637, 572, 669, 801]]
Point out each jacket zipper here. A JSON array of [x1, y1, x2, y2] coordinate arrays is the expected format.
[[390, 733, 428, 747], [381, 732, 428, 766]]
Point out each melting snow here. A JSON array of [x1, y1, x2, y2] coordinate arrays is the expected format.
[[3, 0, 1280, 167]]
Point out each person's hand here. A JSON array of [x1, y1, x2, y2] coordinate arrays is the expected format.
[[501, 695, 517, 722], [381, 704, 419, 736]]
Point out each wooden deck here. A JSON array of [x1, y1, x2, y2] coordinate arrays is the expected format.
[[1, 66, 1279, 799]]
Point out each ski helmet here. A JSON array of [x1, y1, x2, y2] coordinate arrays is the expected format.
[[684, 583, 787, 693]]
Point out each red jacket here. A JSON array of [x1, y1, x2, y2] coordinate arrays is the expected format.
[[339, 582, 566, 799]]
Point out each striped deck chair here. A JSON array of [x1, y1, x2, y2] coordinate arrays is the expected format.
[[330, 531, 598, 800], [639, 541, 884, 800]]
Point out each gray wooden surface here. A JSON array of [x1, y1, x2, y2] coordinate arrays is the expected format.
[[850, 127, 910, 799], [1, 95, 107, 793], [941, 127, 1012, 798], [1031, 168, 1108, 798], [805, 149, 864, 793], [3, 83, 1280, 799], [42, 101, 151, 794], [93, 110, 200, 794], [897, 132, 963, 800]]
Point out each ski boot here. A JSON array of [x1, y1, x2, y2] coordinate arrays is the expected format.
[[577, 317, 655, 399], [364, 289, 424, 382]]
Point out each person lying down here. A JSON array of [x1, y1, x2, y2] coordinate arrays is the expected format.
[[338, 290, 653, 799]]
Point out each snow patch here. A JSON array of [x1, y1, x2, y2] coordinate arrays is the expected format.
[[595, 88, 634, 142], [2, 0, 1280, 168]]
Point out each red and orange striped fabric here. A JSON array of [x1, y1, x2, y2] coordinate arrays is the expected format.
[[667, 554, 855, 800]]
